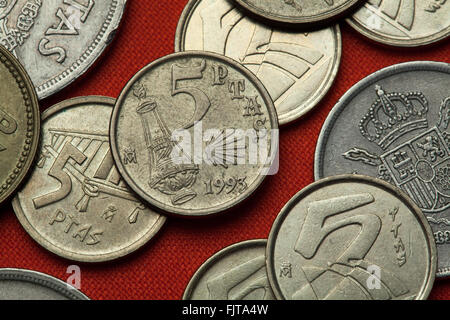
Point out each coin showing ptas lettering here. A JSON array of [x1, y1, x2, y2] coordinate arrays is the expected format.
[[0, 45, 39, 205], [175, 0, 341, 125], [12, 96, 166, 263], [0, 0, 126, 99], [233, 0, 362, 25], [110, 52, 278, 217], [183, 239, 274, 300], [347, 0, 450, 47], [267, 175, 436, 300], [315, 61, 450, 276], [0, 268, 89, 300]]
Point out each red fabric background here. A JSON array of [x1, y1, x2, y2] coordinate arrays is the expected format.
[[0, 0, 449, 300]]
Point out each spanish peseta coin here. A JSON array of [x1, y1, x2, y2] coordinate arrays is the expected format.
[[110, 51, 279, 217], [233, 0, 363, 26], [183, 239, 274, 300], [0, 268, 89, 300], [0, 44, 39, 206], [0, 0, 127, 99], [347, 0, 450, 47], [314, 61, 450, 276], [175, 0, 342, 125], [12, 96, 166, 263], [267, 175, 436, 300]]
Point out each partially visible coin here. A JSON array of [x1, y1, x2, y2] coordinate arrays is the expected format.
[[0, 0, 127, 99], [175, 0, 341, 125], [110, 51, 279, 217], [12, 96, 166, 263], [183, 239, 274, 300], [314, 61, 450, 276], [0, 268, 88, 300], [0, 44, 39, 205], [267, 175, 436, 300], [233, 0, 362, 25], [347, 0, 450, 47]]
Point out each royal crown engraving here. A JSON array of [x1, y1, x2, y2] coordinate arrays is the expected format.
[[134, 83, 200, 206], [344, 88, 450, 215]]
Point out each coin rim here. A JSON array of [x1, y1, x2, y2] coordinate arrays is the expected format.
[[0, 268, 89, 300], [182, 239, 268, 299], [266, 174, 437, 300], [0, 45, 40, 206], [313, 60, 450, 276], [233, 0, 362, 25], [12, 96, 167, 263], [34, 0, 127, 99], [346, 12, 450, 47], [174, 0, 342, 125], [110, 51, 279, 216]]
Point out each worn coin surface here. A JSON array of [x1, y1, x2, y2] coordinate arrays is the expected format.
[[347, 0, 450, 47], [12, 96, 166, 262], [0, 0, 126, 99], [0, 268, 88, 300], [315, 61, 450, 276], [267, 175, 436, 300], [175, 0, 341, 125], [0, 44, 39, 205], [233, 0, 362, 25], [110, 51, 278, 217], [183, 239, 275, 300]]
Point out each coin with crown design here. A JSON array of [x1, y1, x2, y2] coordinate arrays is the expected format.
[[347, 0, 450, 47], [233, 0, 363, 25], [110, 51, 279, 217], [183, 239, 275, 300], [315, 61, 450, 276]]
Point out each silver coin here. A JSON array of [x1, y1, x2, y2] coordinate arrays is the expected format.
[[110, 51, 279, 217], [267, 175, 436, 300], [0, 0, 126, 99], [183, 239, 275, 300], [0, 268, 88, 300], [315, 61, 450, 276], [0, 42, 39, 205], [175, 0, 341, 125], [233, 0, 362, 25], [12, 96, 166, 263], [347, 0, 450, 47]]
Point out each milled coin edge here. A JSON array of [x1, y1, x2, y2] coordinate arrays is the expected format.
[[174, 0, 343, 125], [346, 15, 450, 47]]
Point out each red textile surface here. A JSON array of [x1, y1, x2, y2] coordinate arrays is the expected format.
[[0, 0, 449, 300]]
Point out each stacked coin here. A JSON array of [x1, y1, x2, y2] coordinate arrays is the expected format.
[[0, 0, 448, 300]]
